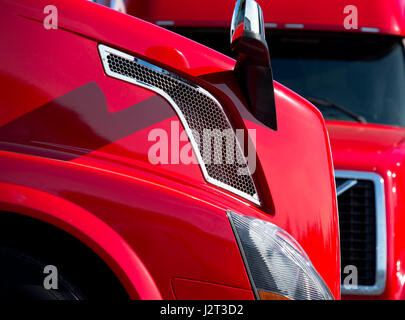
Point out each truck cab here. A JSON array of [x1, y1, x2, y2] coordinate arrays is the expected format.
[[135, 0, 405, 300], [0, 0, 339, 299]]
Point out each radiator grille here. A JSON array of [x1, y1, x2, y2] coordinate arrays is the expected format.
[[337, 177, 376, 286], [98, 45, 259, 204]]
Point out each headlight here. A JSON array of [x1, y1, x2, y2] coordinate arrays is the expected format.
[[227, 210, 334, 300]]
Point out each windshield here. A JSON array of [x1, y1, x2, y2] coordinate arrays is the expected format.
[[269, 32, 405, 127]]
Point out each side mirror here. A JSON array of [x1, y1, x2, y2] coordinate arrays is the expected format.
[[231, 0, 269, 67], [230, 0, 277, 130]]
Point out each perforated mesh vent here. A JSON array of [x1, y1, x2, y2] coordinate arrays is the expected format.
[[98, 45, 259, 204]]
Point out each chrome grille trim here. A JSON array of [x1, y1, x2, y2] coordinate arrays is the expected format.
[[336, 179, 358, 196], [336, 170, 387, 295], [98, 44, 260, 205]]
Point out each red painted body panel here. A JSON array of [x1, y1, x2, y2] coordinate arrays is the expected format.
[[144, 0, 405, 300], [0, 0, 340, 299], [130, 0, 405, 36], [172, 278, 255, 300], [0, 180, 161, 300]]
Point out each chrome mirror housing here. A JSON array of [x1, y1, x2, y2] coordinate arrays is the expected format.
[[88, 0, 127, 13], [230, 0, 269, 67], [230, 0, 277, 130]]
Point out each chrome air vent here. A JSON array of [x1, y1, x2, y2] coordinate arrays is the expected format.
[[335, 170, 386, 295], [98, 45, 259, 204]]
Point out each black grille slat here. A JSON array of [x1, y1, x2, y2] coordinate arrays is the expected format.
[[337, 178, 377, 286]]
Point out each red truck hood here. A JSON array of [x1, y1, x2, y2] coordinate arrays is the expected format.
[[327, 120, 405, 170]]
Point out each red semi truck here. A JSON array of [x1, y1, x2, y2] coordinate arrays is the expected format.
[[0, 0, 339, 299], [132, 0, 405, 300]]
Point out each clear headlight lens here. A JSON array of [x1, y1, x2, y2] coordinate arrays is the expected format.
[[228, 210, 334, 300]]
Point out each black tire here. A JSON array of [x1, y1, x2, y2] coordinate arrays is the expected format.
[[0, 247, 87, 300]]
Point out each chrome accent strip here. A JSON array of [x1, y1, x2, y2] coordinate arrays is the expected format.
[[98, 44, 260, 205], [285, 23, 304, 29], [336, 179, 358, 196], [361, 27, 380, 33], [156, 21, 175, 26], [335, 170, 387, 295], [88, 0, 126, 13], [264, 23, 278, 28]]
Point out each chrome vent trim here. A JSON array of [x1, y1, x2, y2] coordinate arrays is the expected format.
[[98, 44, 260, 205], [336, 179, 358, 196], [335, 170, 387, 295]]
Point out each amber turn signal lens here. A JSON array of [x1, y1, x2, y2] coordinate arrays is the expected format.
[[258, 290, 291, 300]]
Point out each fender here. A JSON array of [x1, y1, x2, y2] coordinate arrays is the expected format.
[[0, 181, 161, 300]]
